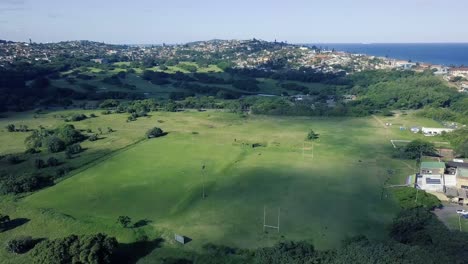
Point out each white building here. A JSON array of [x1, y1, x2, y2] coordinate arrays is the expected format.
[[421, 127, 454, 136]]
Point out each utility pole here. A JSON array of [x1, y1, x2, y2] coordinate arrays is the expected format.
[[459, 214, 463, 232], [202, 164, 206, 199]]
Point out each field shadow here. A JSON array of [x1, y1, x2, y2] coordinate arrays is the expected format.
[[133, 219, 152, 228], [112, 238, 163, 264], [1, 218, 30, 232]]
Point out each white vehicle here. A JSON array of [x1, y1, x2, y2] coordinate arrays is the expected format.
[[456, 209, 468, 215]]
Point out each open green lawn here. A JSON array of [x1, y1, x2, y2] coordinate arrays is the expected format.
[[0, 111, 444, 263]]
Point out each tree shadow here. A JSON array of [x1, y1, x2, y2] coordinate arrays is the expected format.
[[1, 218, 30, 232], [112, 238, 164, 264], [133, 219, 152, 228]]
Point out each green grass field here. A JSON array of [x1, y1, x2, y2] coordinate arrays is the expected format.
[[0, 110, 444, 263]]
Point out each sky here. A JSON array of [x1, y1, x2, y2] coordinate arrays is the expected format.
[[0, 0, 467, 44]]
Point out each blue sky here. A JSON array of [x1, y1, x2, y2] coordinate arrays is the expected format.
[[0, 0, 467, 44]]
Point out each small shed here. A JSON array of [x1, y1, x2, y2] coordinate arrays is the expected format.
[[174, 234, 186, 244]]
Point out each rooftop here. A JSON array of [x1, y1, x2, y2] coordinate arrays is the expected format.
[[421, 161, 445, 169]]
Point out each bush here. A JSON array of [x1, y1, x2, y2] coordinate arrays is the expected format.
[[6, 124, 15, 132], [146, 127, 165, 138], [46, 157, 59, 167], [31, 233, 117, 264], [306, 130, 319, 141], [6, 155, 21, 164], [88, 134, 98, 141], [89, 113, 97, 118], [99, 99, 120, 108], [117, 216, 132, 228], [65, 144, 82, 155], [5, 236, 35, 254], [34, 159, 45, 169], [391, 187, 441, 210], [46, 137, 65, 153], [67, 113, 87, 122], [24, 148, 39, 154]]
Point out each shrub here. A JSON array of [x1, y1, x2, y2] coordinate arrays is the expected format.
[[68, 113, 87, 122], [117, 216, 132, 228], [46, 137, 65, 153], [5, 236, 35, 254], [88, 134, 98, 142], [101, 110, 112, 115], [306, 130, 319, 141], [46, 157, 59, 167], [89, 113, 97, 118], [24, 148, 39, 154], [34, 159, 45, 169], [146, 127, 165, 138], [6, 124, 15, 132], [65, 144, 82, 155], [6, 155, 21, 164]]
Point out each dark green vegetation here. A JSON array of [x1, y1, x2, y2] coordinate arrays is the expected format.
[[394, 139, 437, 160]]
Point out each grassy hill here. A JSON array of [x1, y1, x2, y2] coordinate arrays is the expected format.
[[0, 110, 445, 263]]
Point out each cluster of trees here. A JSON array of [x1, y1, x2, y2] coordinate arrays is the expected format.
[[394, 140, 437, 160], [25, 124, 85, 153], [5, 124, 29, 132], [0, 173, 52, 194], [443, 127, 468, 158], [31, 233, 117, 264]]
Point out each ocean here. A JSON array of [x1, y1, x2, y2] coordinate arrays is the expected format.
[[305, 43, 468, 66]]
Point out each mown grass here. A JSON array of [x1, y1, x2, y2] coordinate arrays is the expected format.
[[0, 111, 442, 263]]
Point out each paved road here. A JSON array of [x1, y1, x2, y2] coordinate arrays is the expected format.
[[433, 203, 468, 230]]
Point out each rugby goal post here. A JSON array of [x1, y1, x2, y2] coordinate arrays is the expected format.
[[263, 206, 280, 233]]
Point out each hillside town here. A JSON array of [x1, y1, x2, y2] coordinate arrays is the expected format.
[[1, 39, 467, 92]]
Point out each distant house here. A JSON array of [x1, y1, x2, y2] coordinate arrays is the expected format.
[[432, 65, 449, 75], [90, 58, 108, 64], [450, 67, 468, 77], [421, 127, 454, 136], [342, 94, 356, 102], [395, 60, 416, 70], [410, 127, 421, 133]]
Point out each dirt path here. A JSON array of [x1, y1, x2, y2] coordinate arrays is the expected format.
[[372, 115, 387, 128]]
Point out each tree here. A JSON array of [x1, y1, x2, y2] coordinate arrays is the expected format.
[[306, 130, 319, 141], [46, 157, 59, 167], [54, 124, 85, 145], [117, 216, 131, 228], [5, 236, 35, 254], [65, 144, 82, 155], [402, 140, 436, 159], [46, 136, 65, 153], [31, 233, 117, 264], [456, 141, 468, 158], [0, 214, 10, 228], [146, 127, 165, 138], [6, 124, 15, 132]]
